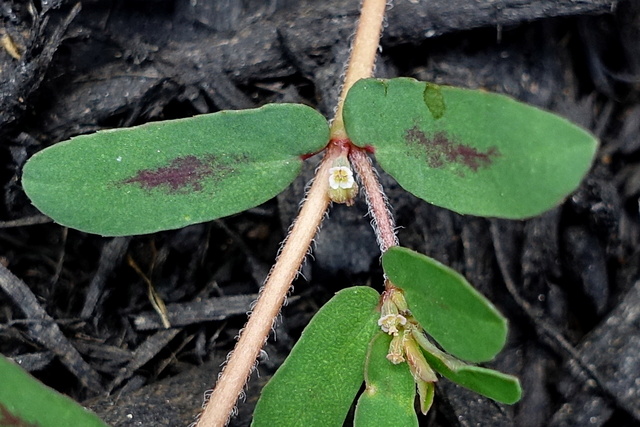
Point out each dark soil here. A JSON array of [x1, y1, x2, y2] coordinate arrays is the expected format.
[[1, 1, 640, 426]]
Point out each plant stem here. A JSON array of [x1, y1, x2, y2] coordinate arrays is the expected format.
[[349, 149, 401, 293], [349, 148, 399, 253], [197, 146, 338, 427], [330, 0, 387, 140], [197, 1, 388, 426]]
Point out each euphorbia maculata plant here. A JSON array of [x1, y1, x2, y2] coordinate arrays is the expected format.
[[5, 1, 598, 426]]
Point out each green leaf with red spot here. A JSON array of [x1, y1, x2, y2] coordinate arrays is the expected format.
[[22, 104, 329, 236], [343, 78, 598, 219], [0, 354, 109, 427]]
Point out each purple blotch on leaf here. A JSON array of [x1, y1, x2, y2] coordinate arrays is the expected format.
[[0, 404, 38, 427], [120, 154, 232, 193], [405, 126, 500, 173]]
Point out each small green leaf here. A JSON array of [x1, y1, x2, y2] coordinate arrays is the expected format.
[[382, 246, 507, 363], [343, 78, 597, 219], [354, 333, 418, 427], [252, 287, 380, 427], [412, 330, 522, 404], [0, 354, 109, 427], [23, 104, 329, 236]]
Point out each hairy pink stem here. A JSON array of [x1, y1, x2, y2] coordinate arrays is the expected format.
[[349, 147, 399, 253]]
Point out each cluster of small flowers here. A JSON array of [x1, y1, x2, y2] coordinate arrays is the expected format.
[[378, 287, 437, 414]]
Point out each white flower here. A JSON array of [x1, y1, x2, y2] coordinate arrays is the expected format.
[[328, 166, 355, 189], [378, 313, 407, 336]]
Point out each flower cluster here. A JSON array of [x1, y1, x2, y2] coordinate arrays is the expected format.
[[378, 287, 437, 414]]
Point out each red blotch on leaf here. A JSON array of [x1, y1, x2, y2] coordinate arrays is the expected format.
[[405, 126, 500, 173], [0, 405, 38, 427], [120, 155, 230, 193]]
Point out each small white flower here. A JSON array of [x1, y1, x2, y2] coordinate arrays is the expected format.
[[328, 166, 355, 190], [378, 313, 407, 336]]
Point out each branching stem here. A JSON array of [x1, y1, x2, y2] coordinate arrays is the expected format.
[[196, 0, 388, 426]]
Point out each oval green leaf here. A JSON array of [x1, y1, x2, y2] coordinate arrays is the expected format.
[[354, 333, 418, 427], [343, 78, 598, 219], [412, 330, 521, 404], [382, 246, 507, 363], [0, 354, 109, 427], [252, 286, 381, 427], [22, 104, 329, 236]]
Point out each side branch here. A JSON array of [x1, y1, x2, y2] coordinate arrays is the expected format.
[[349, 148, 398, 253]]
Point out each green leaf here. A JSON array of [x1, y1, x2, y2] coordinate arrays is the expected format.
[[382, 246, 507, 363], [412, 330, 522, 404], [343, 78, 597, 219], [252, 287, 381, 427], [354, 333, 418, 427], [0, 354, 109, 427], [22, 104, 329, 236]]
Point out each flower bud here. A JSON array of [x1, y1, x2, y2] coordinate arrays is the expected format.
[[389, 288, 409, 314]]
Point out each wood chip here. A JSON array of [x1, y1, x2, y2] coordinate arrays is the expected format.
[[132, 294, 256, 331], [0, 264, 103, 392]]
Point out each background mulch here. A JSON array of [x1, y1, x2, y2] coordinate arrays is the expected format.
[[1, 1, 639, 426]]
